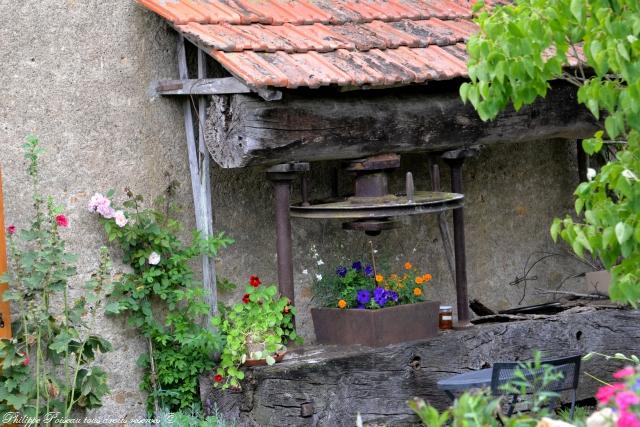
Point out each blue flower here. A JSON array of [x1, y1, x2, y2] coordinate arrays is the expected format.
[[352, 261, 362, 272], [386, 290, 399, 303], [356, 303, 367, 310], [364, 264, 374, 277], [357, 289, 372, 305], [374, 287, 387, 307], [336, 266, 347, 277]]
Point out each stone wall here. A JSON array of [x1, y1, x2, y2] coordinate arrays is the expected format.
[[1, 0, 588, 421]]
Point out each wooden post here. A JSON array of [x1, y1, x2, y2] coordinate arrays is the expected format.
[[0, 166, 12, 340], [177, 34, 218, 318]]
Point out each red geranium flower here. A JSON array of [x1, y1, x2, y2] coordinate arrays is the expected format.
[[214, 374, 223, 383], [55, 214, 69, 228], [7, 225, 16, 235], [249, 275, 261, 287], [242, 293, 250, 304], [19, 352, 29, 366]]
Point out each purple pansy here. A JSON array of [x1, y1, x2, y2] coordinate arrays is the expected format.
[[386, 290, 399, 303], [374, 287, 387, 306], [364, 264, 374, 277], [352, 261, 362, 272], [336, 266, 347, 277], [357, 289, 372, 305]]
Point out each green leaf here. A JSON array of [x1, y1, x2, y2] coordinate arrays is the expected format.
[[615, 222, 633, 244], [570, 0, 583, 21]]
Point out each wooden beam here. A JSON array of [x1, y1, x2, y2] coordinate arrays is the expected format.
[[200, 308, 640, 425], [206, 83, 600, 168], [0, 166, 13, 340], [148, 77, 251, 96], [177, 35, 217, 320]]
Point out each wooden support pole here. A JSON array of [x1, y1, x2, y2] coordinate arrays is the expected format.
[[0, 166, 12, 340], [177, 35, 217, 318]]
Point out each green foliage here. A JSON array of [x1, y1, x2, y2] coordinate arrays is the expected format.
[[96, 188, 232, 413], [0, 136, 111, 420], [212, 280, 300, 390], [409, 352, 564, 427], [153, 405, 236, 427], [461, 0, 640, 306]]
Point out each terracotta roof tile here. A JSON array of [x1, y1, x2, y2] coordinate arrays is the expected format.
[[139, 0, 481, 88]]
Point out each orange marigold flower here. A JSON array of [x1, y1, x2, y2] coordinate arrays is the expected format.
[[338, 299, 347, 309], [413, 287, 423, 297], [422, 273, 433, 282], [404, 262, 413, 270], [415, 276, 424, 284], [375, 274, 384, 283]]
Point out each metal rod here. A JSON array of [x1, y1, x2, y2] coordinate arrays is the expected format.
[[301, 173, 310, 207], [428, 156, 456, 287], [406, 172, 415, 203], [444, 157, 471, 326], [270, 174, 296, 304]]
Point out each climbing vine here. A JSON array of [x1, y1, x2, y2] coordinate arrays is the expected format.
[[91, 185, 232, 414]]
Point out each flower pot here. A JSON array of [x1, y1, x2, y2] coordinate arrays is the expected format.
[[244, 351, 287, 367], [311, 300, 440, 347]]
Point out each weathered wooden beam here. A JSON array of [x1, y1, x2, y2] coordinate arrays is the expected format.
[[149, 77, 251, 96], [201, 308, 640, 426], [177, 35, 217, 320], [205, 83, 600, 169]]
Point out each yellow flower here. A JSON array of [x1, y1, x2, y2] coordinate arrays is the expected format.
[[422, 273, 433, 283], [404, 262, 413, 270], [338, 299, 347, 309], [413, 287, 423, 297], [415, 276, 424, 285], [375, 274, 384, 283]]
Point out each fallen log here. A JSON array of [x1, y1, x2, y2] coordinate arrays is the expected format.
[[201, 308, 640, 427], [205, 83, 599, 168]]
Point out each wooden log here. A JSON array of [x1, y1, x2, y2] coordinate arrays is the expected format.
[[205, 83, 599, 168], [201, 308, 640, 426]]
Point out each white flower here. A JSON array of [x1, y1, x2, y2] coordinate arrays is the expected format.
[[315, 273, 323, 281], [586, 168, 597, 181], [114, 210, 128, 227], [302, 269, 308, 275], [586, 408, 617, 427], [148, 252, 161, 265], [622, 169, 638, 181], [316, 259, 324, 266]]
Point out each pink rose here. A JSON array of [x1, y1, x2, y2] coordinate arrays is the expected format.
[[7, 225, 16, 235], [114, 210, 127, 228], [616, 391, 640, 411], [614, 367, 637, 379], [595, 383, 625, 404], [55, 215, 69, 228]]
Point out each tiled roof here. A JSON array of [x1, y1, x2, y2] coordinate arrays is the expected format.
[[139, 0, 483, 89]]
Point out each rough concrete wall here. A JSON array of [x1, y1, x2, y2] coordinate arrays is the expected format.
[[212, 139, 587, 342], [0, 0, 192, 420], [0, 0, 588, 421]]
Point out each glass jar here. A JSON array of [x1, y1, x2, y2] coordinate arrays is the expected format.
[[439, 305, 453, 330]]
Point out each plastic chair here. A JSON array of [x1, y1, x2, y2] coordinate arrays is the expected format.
[[490, 354, 582, 419]]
